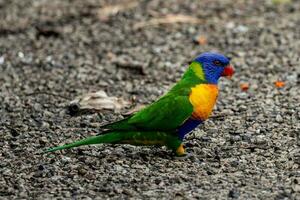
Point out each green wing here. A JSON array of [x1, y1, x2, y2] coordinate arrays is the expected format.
[[130, 94, 193, 130], [102, 93, 193, 131], [101, 68, 205, 132]]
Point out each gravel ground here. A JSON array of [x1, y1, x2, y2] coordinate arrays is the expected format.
[[1, 0, 300, 199]]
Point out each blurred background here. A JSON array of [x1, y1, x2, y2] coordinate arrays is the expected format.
[[0, 0, 299, 199]]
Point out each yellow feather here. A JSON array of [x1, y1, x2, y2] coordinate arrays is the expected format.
[[189, 84, 218, 120], [190, 62, 205, 80]]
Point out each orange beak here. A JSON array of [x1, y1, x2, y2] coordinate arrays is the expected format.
[[221, 65, 234, 78]]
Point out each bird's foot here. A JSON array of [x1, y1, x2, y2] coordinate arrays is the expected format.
[[175, 144, 186, 157]]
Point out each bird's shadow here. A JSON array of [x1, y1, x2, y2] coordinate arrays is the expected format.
[[78, 147, 175, 161], [43, 145, 191, 162]]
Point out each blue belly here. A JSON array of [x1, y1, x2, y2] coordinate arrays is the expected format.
[[177, 118, 202, 140]]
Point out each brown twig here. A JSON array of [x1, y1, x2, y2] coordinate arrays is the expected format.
[[98, 0, 139, 20], [133, 14, 203, 30]]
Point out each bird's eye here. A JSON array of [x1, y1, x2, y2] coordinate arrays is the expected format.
[[213, 60, 222, 66]]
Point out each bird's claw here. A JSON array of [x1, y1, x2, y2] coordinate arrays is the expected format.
[[175, 144, 186, 156]]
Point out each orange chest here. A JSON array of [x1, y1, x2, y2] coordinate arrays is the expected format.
[[189, 84, 219, 121]]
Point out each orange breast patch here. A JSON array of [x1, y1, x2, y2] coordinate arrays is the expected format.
[[189, 84, 219, 121]]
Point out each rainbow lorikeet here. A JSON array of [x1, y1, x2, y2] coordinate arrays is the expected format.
[[46, 52, 234, 156]]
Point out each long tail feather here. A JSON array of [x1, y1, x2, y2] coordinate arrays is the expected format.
[[44, 132, 122, 153], [44, 131, 181, 154]]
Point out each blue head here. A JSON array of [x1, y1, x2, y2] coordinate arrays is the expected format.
[[194, 52, 234, 84]]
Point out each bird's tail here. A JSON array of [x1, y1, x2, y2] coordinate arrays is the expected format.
[[44, 131, 123, 153], [44, 131, 181, 153]]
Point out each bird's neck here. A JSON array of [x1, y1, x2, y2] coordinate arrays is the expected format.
[[185, 62, 219, 84], [181, 62, 208, 84], [184, 62, 206, 81], [169, 63, 217, 95], [169, 66, 207, 94]]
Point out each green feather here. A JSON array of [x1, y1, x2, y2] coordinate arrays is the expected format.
[[45, 62, 207, 155], [101, 62, 206, 133], [45, 131, 181, 153], [44, 132, 124, 153]]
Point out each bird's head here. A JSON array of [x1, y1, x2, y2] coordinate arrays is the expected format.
[[193, 52, 234, 84]]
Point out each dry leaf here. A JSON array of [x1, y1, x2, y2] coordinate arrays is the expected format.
[[122, 104, 146, 116], [240, 83, 249, 91], [134, 14, 202, 30], [69, 90, 131, 114], [98, 0, 138, 20], [274, 81, 285, 88], [195, 35, 207, 45]]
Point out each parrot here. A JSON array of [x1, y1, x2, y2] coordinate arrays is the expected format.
[[45, 52, 234, 156]]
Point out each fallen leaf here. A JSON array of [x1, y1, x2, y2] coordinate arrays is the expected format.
[[98, 0, 139, 21], [106, 52, 117, 60], [69, 90, 131, 114], [122, 104, 146, 116], [134, 14, 202, 30], [274, 81, 285, 88], [240, 83, 249, 91], [194, 35, 207, 45]]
